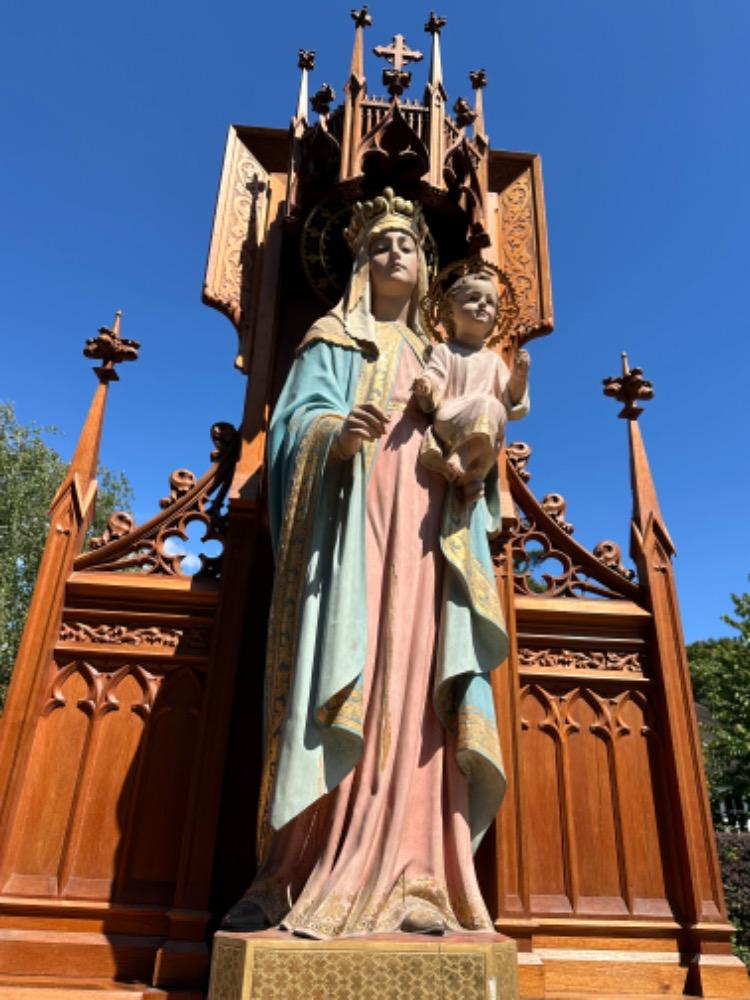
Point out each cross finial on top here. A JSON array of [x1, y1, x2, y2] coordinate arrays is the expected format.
[[351, 5, 372, 29], [373, 33, 423, 98], [373, 33, 423, 72], [602, 352, 654, 420], [424, 12, 447, 35]]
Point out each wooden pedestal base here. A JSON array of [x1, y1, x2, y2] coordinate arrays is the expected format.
[[208, 930, 519, 1000], [501, 919, 750, 1000]]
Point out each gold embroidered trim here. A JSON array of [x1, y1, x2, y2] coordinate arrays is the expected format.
[[279, 874, 492, 938], [457, 705, 503, 771], [257, 412, 344, 862], [442, 489, 503, 628], [442, 414, 497, 450], [296, 328, 360, 356], [317, 679, 364, 737], [354, 324, 404, 477], [395, 322, 431, 361]]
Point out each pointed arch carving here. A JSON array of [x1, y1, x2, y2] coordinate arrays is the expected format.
[[74, 423, 238, 578], [357, 102, 430, 182], [501, 442, 642, 601], [43, 660, 102, 717]]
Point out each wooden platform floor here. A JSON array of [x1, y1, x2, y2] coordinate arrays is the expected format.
[[0, 980, 200, 1000]]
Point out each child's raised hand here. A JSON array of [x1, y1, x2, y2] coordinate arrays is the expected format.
[[512, 349, 531, 377], [412, 375, 432, 397]]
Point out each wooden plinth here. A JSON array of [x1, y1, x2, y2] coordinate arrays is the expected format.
[[208, 930, 518, 1000]]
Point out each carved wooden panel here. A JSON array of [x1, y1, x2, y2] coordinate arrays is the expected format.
[[520, 685, 570, 913], [497, 169, 540, 330], [203, 127, 271, 372], [0, 665, 91, 896], [0, 567, 212, 915], [517, 680, 671, 920]]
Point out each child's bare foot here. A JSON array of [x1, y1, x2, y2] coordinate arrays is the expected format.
[[461, 478, 485, 503], [445, 453, 464, 482]]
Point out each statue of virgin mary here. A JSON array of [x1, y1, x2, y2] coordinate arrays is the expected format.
[[223, 188, 528, 938]]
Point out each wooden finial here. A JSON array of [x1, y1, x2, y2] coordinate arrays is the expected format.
[[311, 83, 336, 118], [83, 310, 140, 384], [351, 5, 372, 29], [453, 96, 477, 130], [469, 68, 487, 133], [295, 50, 316, 122], [297, 49, 316, 71], [373, 33, 423, 99], [603, 354, 654, 420]]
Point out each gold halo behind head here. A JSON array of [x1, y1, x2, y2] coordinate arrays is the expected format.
[[420, 256, 520, 347]]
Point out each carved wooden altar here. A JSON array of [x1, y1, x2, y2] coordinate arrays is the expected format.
[[0, 10, 746, 999]]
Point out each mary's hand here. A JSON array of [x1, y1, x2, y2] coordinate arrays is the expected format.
[[335, 403, 390, 459]]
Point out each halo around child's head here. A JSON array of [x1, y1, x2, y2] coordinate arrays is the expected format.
[[420, 256, 520, 347]]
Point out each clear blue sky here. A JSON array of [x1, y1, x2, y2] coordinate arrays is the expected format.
[[2, 0, 748, 641]]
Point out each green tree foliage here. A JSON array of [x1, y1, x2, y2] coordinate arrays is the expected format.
[[0, 402, 133, 703], [716, 832, 750, 966], [688, 588, 750, 808]]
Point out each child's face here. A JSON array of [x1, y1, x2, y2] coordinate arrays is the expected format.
[[449, 276, 498, 345]]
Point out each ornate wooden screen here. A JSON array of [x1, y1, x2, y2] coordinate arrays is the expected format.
[[0, 13, 746, 1000]]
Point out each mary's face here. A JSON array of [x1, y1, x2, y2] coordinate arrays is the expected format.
[[367, 229, 419, 299]]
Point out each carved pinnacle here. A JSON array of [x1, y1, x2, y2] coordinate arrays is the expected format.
[[424, 12, 447, 34], [311, 83, 336, 117], [469, 68, 487, 90], [298, 49, 316, 71], [453, 96, 477, 129], [602, 352, 654, 420], [351, 5, 372, 28], [83, 310, 140, 383]]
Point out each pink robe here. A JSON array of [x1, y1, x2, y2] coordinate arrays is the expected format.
[[419, 341, 517, 482], [248, 337, 493, 938]]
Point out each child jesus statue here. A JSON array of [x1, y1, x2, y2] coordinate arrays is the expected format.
[[413, 262, 530, 501]]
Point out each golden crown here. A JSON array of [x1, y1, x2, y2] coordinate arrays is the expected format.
[[343, 187, 428, 254]]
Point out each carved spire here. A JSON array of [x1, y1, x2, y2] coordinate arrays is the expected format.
[[348, 6, 372, 82], [603, 353, 673, 554], [295, 49, 316, 123], [0, 310, 139, 804], [424, 12, 446, 91], [470, 68, 487, 136], [340, 8, 372, 182], [424, 14, 446, 188], [49, 311, 138, 528], [69, 311, 139, 490], [373, 33, 423, 99]]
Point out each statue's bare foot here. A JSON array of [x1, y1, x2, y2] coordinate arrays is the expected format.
[[445, 453, 463, 482], [461, 478, 485, 503], [220, 898, 270, 932], [400, 907, 446, 935]]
